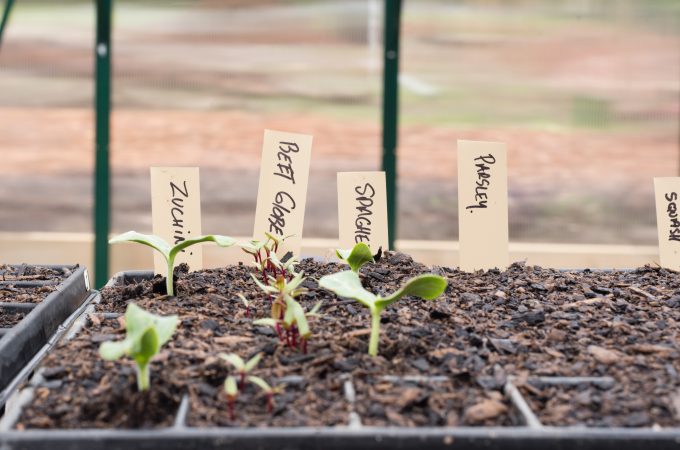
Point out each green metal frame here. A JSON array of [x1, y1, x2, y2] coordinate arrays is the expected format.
[[94, 0, 112, 287], [0, 0, 15, 50], [382, 0, 402, 250]]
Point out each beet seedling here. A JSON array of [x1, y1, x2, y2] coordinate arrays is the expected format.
[[224, 375, 238, 420], [247, 375, 283, 413], [99, 303, 178, 391], [335, 242, 375, 273], [219, 352, 263, 389], [237, 293, 251, 318], [109, 231, 235, 296], [223, 373, 281, 420], [240, 233, 295, 282], [252, 272, 320, 353], [319, 271, 447, 356]]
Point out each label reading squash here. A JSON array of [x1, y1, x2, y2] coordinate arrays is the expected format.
[[654, 177, 680, 270]]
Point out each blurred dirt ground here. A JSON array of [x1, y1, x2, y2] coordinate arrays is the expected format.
[[0, 1, 678, 244]]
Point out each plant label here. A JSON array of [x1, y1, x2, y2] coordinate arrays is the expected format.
[[457, 140, 509, 272], [337, 171, 389, 252], [253, 129, 313, 257], [150, 167, 203, 273], [654, 177, 680, 270]]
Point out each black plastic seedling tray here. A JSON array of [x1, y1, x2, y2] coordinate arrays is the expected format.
[[0, 265, 93, 407], [1, 270, 679, 450]]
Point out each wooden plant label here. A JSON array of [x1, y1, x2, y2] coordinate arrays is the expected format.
[[654, 177, 680, 270], [253, 129, 313, 257], [337, 171, 389, 252], [457, 140, 509, 272], [150, 167, 203, 273]]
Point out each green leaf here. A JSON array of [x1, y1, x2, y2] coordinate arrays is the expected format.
[[109, 231, 172, 260], [224, 376, 238, 397], [308, 301, 323, 316], [250, 274, 278, 294], [169, 235, 235, 262], [318, 271, 377, 309], [244, 353, 263, 372], [376, 274, 447, 309], [286, 298, 310, 338], [247, 375, 272, 394], [220, 353, 245, 371], [253, 318, 278, 328], [98, 303, 178, 391], [99, 339, 132, 361], [336, 243, 374, 272]]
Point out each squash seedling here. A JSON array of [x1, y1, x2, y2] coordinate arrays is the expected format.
[[99, 303, 178, 391], [109, 231, 235, 296], [252, 272, 321, 353], [219, 352, 263, 389], [335, 242, 375, 273], [319, 271, 447, 356]]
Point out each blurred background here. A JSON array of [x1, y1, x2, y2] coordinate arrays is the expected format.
[[0, 0, 679, 274]]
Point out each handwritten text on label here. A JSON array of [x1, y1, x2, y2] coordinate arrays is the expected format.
[[665, 192, 680, 242], [466, 154, 496, 212], [354, 183, 375, 243]]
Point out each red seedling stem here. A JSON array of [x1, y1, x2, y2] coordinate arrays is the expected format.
[[228, 397, 235, 421], [267, 393, 274, 413]]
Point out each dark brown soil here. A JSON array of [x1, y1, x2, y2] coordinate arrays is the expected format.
[[0, 265, 71, 283], [15, 255, 680, 429], [0, 310, 27, 328], [0, 285, 56, 303]]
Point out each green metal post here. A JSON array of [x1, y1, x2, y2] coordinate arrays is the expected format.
[[94, 0, 112, 287], [0, 0, 16, 50], [381, 0, 401, 251]]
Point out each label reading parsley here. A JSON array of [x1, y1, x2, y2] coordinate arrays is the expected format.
[[457, 140, 509, 272], [253, 129, 313, 257], [337, 171, 388, 251], [150, 167, 203, 274], [654, 178, 680, 270]]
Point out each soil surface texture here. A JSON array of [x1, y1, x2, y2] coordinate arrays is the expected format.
[[15, 254, 680, 429]]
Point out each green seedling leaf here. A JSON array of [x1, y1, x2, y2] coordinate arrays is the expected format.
[[224, 376, 238, 398], [319, 271, 447, 357], [247, 375, 272, 394], [376, 274, 448, 309], [253, 318, 278, 328], [219, 353, 245, 371], [308, 301, 323, 316], [109, 231, 235, 296], [318, 271, 377, 308], [99, 303, 178, 391], [243, 353, 263, 372], [336, 242, 374, 273]]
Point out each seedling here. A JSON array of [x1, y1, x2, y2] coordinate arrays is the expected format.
[[335, 242, 375, 273], [237, 293, 251, 318], [219, 352, 263, 389], [224, 375, 238, 420], [319, 271, 446, 356], [99, 303, 178, 391], [109, 231, 235, 296], [240, 233, 295, 281], [223, 374, 281, 420], [247, 375, 283, 413], [252, 272, 320, 353]]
